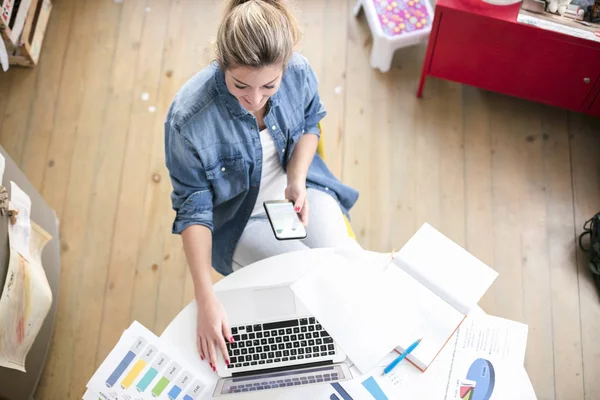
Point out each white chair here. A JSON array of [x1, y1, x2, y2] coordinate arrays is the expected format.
[[354, 0, 434, 72]]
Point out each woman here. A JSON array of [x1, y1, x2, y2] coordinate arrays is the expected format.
[[165, 0, 359, 372]]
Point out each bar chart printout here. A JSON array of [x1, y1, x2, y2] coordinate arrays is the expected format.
[[183, 380, 206, 400], [121, 344, 159, 389], [167, 370, 194, 399], [136, 353, 171, 392], [105, 336, 147, 388], [151, 362, 182, 397], [85, 321, 208, 400]]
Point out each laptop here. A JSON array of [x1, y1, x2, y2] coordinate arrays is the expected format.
[[213, 284, 352, 396]]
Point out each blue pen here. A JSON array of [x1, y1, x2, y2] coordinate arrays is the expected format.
[[382, 338, 423, 376]]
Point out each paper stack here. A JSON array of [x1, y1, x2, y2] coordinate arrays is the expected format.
[[327, 311, 537, 399], [83, 321, 208, 400]]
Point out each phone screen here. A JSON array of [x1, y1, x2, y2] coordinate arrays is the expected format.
[[264, 201, 307, 240]]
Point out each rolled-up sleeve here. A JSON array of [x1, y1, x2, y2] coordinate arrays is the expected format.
[[165, 121, 214, 234], [303, 65, 327, 137]]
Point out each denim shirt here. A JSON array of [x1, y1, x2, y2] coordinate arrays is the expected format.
[[165, 53, 359, 276]]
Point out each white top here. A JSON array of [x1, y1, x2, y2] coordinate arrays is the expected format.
[[251, 129, 288, 216]]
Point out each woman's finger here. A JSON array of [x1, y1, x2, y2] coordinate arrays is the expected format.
[[207, 337, 217, 372], [197, 334, 205, 361], [300, 202, 309, 226], [222, 319, 233, 344], [294, 191, 306, 213], [217, 335, 230, 366], [201, 337, 210, 365]]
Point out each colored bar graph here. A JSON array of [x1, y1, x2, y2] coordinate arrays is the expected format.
[[152, 361, 181, 397], [167, 384, 182, 399], [121, 343, 158, 389], [136, 367, 158, 392], [121, 359, 147, 389], [168, 369, 192, 399], [151, 376, 170, 397], [331, 382, 354, 400], [183, 396, 193, 400], [361, 377, 388, 400], [107, 337, 147, 388], [137, 352, 171, 392], [106, 350, 135, 388]]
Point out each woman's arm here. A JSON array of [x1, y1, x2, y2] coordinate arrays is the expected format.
[[166, 124, 231, 371], [285, 133, 318, 224], [182, 225, 213, 299], [182, 225, 232, 371], [287, 133, 318, 185]]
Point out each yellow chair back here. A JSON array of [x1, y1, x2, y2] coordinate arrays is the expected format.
[[316, 123, 356, 240]]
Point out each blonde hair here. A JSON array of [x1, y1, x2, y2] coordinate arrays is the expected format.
[[215, 0, 301, 69]]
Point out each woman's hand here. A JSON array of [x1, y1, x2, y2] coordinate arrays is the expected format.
[[195, 292, 233, 372], [285, 180, 309, 226]]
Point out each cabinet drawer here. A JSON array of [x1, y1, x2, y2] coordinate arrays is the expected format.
[[430, 11, 600, 110], [590, 92, 600, 116]]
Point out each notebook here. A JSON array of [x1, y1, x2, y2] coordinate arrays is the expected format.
[[391, 223, 499, 371], [290, 223, 498, 373]]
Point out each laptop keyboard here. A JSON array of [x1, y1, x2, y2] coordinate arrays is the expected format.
[[228, 370, 339, 393], [226, 317, 337, 370], [217, 364, 350, 395]]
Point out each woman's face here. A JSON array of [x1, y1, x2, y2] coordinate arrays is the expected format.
[[225, 63, 283, 113]]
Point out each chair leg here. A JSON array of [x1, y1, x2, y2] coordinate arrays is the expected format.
[[353, 0, 362, 17], [370, 37, 394, 73]]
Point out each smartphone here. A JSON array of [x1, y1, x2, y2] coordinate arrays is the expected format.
[[263, 200, 307, 240]]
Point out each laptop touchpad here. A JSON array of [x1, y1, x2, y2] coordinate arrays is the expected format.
[[253, 286, 296, 321]]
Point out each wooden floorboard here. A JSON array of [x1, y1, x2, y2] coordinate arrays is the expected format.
[[570, 112, 600, 400], [33, 1, 113, 398], [0, 0, 597, 398], [69, 0, 150, 393], [543, 108, 584, 400], [0, 67, 38, 164], [20, 0, 76, 191]]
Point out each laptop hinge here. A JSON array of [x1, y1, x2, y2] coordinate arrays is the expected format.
[[231, 360, 334, 378]]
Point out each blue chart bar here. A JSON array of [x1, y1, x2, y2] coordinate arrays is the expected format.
[[168, 385, 182, 399], [330, 394, 340, 400], [361, 377, 389, 400], [137, 368, 158, 392], [183, 395, 193, 400], [331, 383, 354, 400], [105, 351, 136, 388]]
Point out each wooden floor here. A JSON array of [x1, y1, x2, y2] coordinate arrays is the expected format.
[[0, 0, 599, 398]]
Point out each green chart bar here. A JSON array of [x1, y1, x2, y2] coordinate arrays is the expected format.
[[152, 361, 182, 397], [151, 377, 170, 397]]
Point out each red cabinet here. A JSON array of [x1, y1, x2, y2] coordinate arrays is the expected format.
[[590, 93, 600, 116], [419, 0, 600, 117]]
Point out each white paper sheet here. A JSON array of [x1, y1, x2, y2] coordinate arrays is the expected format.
[[8, 0, 31, 44], [393, 223, 498, 315], [443, 314, 531, 400], [291, 253, 406, 373], [291, 249, 468, 372], [0, 222, 53, 372], [86, 321, 209, 400], [0, 152, 5, 182], [326, 311, 534, 400], [0, 38, 8, 72], [81, 389, 98, 400], [8, 181, 32, 261]]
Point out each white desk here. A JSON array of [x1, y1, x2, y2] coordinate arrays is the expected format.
[[160, 248, 390, 399]]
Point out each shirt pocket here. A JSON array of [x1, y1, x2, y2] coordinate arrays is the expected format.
[[205, 155, 248, 202]]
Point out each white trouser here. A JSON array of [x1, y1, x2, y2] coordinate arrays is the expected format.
[[232, 188, 361, 271]]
